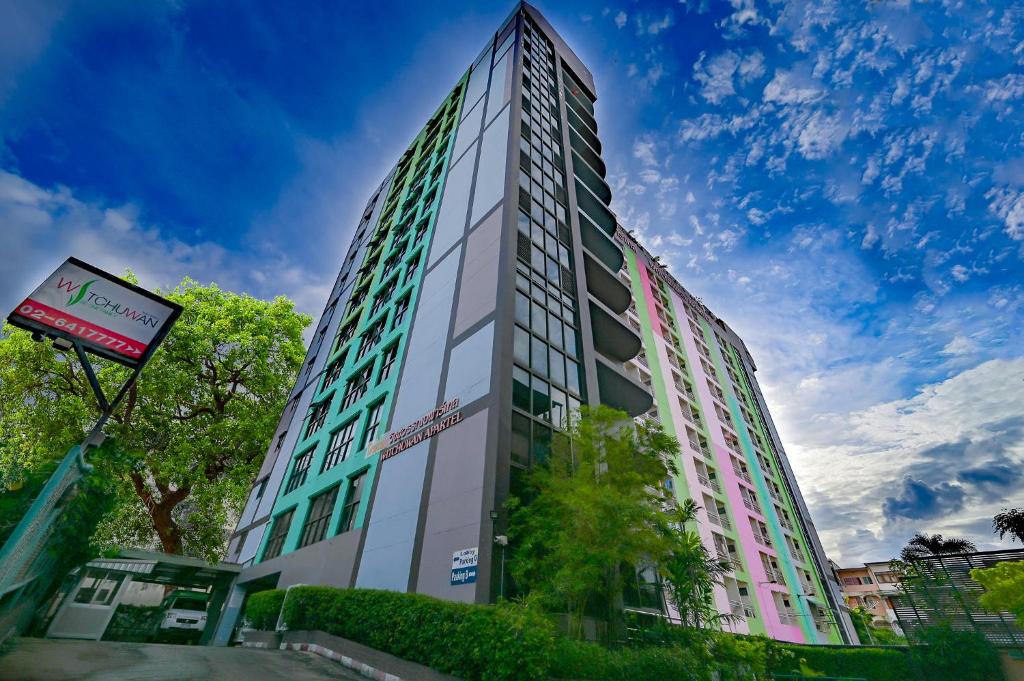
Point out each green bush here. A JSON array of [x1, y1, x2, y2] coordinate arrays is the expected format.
[[244, 589, 286, 631], [907, 624, 1005, 681], [550, 638, 706, 681], [767, 642, 913, 681], [279, 586, 555, 681]]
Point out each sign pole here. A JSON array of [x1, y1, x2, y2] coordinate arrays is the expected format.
[[0, 257, 182, 630]]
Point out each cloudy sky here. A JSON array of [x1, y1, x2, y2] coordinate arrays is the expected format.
[[1, 0, 1021, 564]]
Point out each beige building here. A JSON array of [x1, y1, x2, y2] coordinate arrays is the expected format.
[[834, 561, 903, 638]]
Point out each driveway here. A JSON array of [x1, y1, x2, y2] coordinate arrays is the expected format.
[[0, 638, 365, 681]]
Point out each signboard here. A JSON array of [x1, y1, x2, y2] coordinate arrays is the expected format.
[[450, 547, 478, 586], [7, 257, 182, 368], [369, 398, 463, 462]]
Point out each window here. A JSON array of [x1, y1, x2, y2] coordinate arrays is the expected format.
[[393, 294, 411, 328], [322, 420, 357, 472], [342, 367, 372, 409], [357, 321, 384, 360], [337, 472, 366, 534], [285, 450, 313, 493], [379, 343, 399, 381], [298, 486, 339, 548], [334, 322, 356, 353], [323, 356, 345, 390], [372, 279, 397, 315], [305, 401, 330, 438], [263, 509, 295, 560], [361, 401, 385, 448], [74, 569, 125, 606]]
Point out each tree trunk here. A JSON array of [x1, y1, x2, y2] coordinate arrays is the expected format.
[[150, 501, 184, 555]]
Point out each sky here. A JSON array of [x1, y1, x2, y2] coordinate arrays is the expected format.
[[0, 0, 1021, 565]]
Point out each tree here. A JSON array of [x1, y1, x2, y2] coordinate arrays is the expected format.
[[971, 561, 1024, 622], [508, 405, 681, 640], [993, 508, 1024, 544], [507, 405, 730, 641], [0, 278, 310, 561], [658, 498, 732, 629], [899, 533, 976, 563]]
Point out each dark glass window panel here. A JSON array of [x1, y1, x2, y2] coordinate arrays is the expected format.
[[514, 326, 530, 366], [517, 209, 531, 234], [531, 337, 548, 375], [511, 413, 530, 466], [530, 301, 547, 337], [566, 358, 581, 395], [513, 366, 531, 412], [549, 348, 566, 387], [550, 387, 567, 429], [337, 472, 366, 534], [532, 376, 551, 421], [546, 257, 561, 285], [263, 509, 294, 561], [515, 292, 530, 326], [563, 323, 578, 357], [531, 244, 545, 272], [548, 313, 563, 348], [533, 424, 552, 464], [299, 486, 339, 548]]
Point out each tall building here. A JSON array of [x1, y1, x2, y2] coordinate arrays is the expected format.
[[214, 2, 855, 646]]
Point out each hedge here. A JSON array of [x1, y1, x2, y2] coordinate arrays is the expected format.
[[278, 586, 556, 681], [767, 643, 913, 681], [244, 590, 286, 631], [550, 638, 709, 681]]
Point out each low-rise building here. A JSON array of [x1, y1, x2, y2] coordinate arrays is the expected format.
[[834, 561, 902, 636]]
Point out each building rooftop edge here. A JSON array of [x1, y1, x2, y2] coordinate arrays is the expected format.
[[614, 225, 758, 371]]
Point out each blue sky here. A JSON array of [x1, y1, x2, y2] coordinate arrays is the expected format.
[[1, 0, 1021, 563]]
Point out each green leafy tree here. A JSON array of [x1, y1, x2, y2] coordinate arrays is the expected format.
[[971, 561, 1024, 622], [899, 533, 976, 562], [0, 278, 309, 561], [508, 405, 731, 641], [508, 405, 680, 639], [658, 499, 732, 629], [993, 508, 1024, 544]]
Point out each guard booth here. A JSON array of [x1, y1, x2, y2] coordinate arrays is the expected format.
[[42, 549, 239, 644]]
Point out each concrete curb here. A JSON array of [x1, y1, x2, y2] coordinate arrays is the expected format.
[[281, 641, 401, 681]]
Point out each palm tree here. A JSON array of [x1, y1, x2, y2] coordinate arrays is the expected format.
[[993, 508, 1024, 544], [900, 533, 977, 562]]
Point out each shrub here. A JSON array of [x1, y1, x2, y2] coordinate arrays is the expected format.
[[766, 642, 913, 681], [907, 624, 1005, 681], [244, 589, 286, 631], [549, 638, 707, 681], [279, 586, 555, 681]]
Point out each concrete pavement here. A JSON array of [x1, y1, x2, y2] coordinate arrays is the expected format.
[[0, 638, 365, 681]]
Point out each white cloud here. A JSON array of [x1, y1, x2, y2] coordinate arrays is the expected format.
[[632, 137, 659, 166], [614, 10, 627, 29], [0, 170, 331, 332], [762, 69, 824, 105]]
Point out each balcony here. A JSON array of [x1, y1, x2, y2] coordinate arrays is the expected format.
[[589, 297, 642, 362], [707, 511, 732, 531], [595, 354, 653, 417], [575, 179, 615, 235], [583, 250, 631, 314], [569, 127, 607, 178], [763, 566, 785, 584], [567, 107, 602, 155], [579, 211, 624, 272], [697, 473, 721, 493], [572, 149, 611, 204], [733, 466, 753, 484], [742, 497, 761, 514], [753, 530, 773, 547], [563, 85, 597, 130]]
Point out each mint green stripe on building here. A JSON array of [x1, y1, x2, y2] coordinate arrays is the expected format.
[[724, 344, 841, 643], [701, 319, 816, 643]]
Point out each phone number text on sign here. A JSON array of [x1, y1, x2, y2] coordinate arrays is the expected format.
[[17, 301, 147, 359]]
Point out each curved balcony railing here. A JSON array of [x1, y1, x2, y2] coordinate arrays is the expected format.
[[572, 150, 611, 205], [579, 212, 623, 272], [583, 250, 631, 314], [589, 297, 641, 363], [569, 127, 606, 178], [563, 85, 597, 129], [575, 179, 615, 236], [595, 354, 653, 417], [567, 107, 601, 154]]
